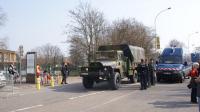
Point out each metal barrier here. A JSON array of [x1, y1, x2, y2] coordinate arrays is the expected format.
[[0, 74, 15, 97]]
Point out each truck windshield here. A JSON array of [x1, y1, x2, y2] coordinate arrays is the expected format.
[[160, 56, 182, 64], [96, 51, 117, 60]]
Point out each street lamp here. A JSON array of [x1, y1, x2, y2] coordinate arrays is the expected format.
[[154, 7, 171, 50], [188, 32, 198, 53]]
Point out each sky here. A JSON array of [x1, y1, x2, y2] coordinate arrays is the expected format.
[[0, 0, 200, 56]]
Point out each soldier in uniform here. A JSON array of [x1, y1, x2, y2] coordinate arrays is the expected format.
[[148, 59, 156, 86], [145, 59, 151, 88], [137, 59, 148, 90]]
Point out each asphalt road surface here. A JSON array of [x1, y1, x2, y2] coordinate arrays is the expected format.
[[0, 77, 198, 112]]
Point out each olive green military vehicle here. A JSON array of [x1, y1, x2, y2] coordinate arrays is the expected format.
[[80, 44, 145, 90]]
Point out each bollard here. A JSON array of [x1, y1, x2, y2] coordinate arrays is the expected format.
[[36, 77, 40, 90], [50, 76, 54, 87]]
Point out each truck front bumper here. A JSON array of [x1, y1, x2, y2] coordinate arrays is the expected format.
[[156, 71, 182, 80], [80, 71, 110, 77]]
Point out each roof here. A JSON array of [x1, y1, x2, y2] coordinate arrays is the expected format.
[[0, 49, 16, 53], [161, 48, 183, 57]]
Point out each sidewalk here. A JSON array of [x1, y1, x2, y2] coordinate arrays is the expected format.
[[0, 76, 82, 98]]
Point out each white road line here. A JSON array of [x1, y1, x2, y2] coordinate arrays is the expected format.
[[10, 104, 43, 112], [80, 91, 137, 112], [68, 91, 105, 100]]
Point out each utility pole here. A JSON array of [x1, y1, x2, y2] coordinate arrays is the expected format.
[[154, 7, 171, 52], [19, 45, 23, 84]]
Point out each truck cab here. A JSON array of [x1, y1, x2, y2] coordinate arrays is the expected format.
[[95, 50, 127, 78]]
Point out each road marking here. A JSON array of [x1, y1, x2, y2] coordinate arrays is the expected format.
[[10, 104, 43, 112], [68, 91, 105, 100], [80, 91, 137, 112]]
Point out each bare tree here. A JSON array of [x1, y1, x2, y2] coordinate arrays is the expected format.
[[0, 8, 6, 26], [68, 3, 106, 64], [32, 43, 63, 69], [0, 8, 7, 49], [106, 18, 154, 58], [69, 36, 85, 67], [0, 37, 8, 49], [168, 39, 185, 48]]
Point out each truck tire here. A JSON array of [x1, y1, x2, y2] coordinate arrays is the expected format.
[[82, 77, 94, 89], [110, 72, 121, 90]]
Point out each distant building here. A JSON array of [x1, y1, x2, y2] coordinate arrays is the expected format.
[[0, 49, 17, 71]]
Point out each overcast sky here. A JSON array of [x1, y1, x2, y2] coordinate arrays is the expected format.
[[0, 0, 200, 56]]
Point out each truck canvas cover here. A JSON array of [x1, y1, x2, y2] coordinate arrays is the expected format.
[[98, 44, 145, 63]]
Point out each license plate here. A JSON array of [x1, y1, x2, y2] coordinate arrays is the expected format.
[[163, 72, 171, 74]]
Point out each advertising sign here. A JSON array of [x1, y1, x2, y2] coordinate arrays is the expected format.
[[26, 52, 36, 74]]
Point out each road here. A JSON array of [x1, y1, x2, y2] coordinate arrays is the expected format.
[[0, 77, 198, 112]]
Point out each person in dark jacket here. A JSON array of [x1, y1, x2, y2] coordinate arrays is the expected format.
[[65, 62, 70, 82], [145, 59, 151, 88], [137, 59, 148, 90], [8, 63, 17, 75], [61, 62, 68, 84], [148, 59, 156, 86]]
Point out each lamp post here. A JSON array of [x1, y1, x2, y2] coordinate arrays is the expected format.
[[188, 32, 198, 53], [154, 7, 171, 51]]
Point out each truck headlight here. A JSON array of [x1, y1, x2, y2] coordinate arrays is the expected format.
[[104, 68, 107, 71]]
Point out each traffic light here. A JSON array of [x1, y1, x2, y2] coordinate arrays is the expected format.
[[156, 37, 160, 49]]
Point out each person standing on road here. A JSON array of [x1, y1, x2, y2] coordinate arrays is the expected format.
[[65, 62, 70, 84], [43, 70, 48, 85], [36, 64, 41, 78], [61, 62, 68, 84], [145, 59, 151, 88], [8, 63, 19, 82], [8, 63, 17, 75], [137, 59, 148, 90], [188, 63, 199, 103], [148, 59, 156, 86]]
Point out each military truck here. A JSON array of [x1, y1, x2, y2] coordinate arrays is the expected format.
[[80, 44, 145, 90]]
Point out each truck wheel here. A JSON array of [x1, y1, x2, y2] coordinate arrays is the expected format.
[[82, 77, 94, 89], [110, 72, 121, 90]]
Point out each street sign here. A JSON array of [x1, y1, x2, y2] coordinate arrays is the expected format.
[[26, 52, 36, 83]]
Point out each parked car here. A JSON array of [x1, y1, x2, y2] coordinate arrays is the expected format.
[[0, 71, 6, 87]]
